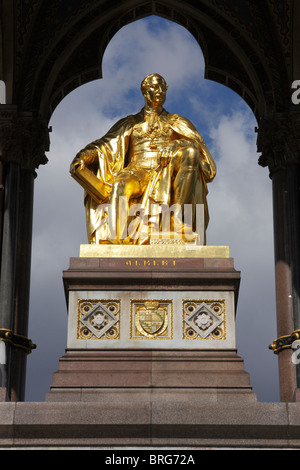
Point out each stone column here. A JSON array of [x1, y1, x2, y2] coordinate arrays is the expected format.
[[0, 161, 20, 401], [257, 112, 300, 402], [0, 108, 49, 401]]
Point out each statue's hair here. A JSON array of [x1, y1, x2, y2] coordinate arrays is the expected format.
[[140, 73, 168, 95]]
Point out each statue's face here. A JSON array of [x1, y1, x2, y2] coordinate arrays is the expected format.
[[144, 76, 167, 107]]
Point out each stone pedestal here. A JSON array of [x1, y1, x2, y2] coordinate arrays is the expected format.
[[47, 245, 256, 403]]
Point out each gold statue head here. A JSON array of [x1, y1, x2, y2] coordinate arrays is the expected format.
[[141, 73, 168, 107]]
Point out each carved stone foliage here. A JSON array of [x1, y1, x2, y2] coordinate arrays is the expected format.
[[257, 112, 300, 175], [0, 109, 49, 172]]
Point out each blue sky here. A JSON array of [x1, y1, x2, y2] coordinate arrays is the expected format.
[[26, 16, 279, 402]]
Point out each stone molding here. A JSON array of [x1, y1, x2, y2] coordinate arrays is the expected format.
[[257, 111, 300, 175], [0, 107, 49, 172], [0, 401, 300, 449], [47, 349, 255, 403]]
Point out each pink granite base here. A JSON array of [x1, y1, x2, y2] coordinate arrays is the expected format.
[[1, 401, 300, 449], [46, 349, 256, 403], [47, 255, 256, 403], [0, 388, 6, 402]]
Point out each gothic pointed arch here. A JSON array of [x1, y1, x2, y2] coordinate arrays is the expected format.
[[10, 0, 293, 123]]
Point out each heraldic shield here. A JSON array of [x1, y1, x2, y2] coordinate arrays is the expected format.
[[135, 300, 169, 338]]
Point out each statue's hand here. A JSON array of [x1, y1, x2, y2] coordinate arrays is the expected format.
[[70, 149, 96, 174], [159, 147, 172, 167], [70, 155, 83, 174], [159, 140, 181, 167]]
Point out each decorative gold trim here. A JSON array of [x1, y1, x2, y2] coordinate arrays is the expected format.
[[130, 299, 173, 339], [0, 329, 36, 354], [149, 232, 197, 245], [269, 329, 300, 354]]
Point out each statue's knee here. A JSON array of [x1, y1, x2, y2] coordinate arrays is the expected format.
[[112, 178, 128, 197], [182, 144, 199, 167], [112, 174, 139, 199]]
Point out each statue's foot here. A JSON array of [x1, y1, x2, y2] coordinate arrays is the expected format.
[[175, 224, 194, 234], [172, 220, 197, 242], [180, 230, 198, 242], [173, 219, 193, 234]]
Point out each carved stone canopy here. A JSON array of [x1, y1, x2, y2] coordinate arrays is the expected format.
[[257, 112, 300, 176], [2, 0, 294, 123], [0, 107, 49, 172]]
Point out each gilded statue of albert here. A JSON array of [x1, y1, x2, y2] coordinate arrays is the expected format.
[[70, 73, 216, 245]]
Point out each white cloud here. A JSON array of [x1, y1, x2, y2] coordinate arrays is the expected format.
[[102, 16, 204, 89], [205, 107, 277, 400], [207, 108, 272, 254]]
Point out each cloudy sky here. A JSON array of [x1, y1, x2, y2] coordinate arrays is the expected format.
[[25, 16, 279, 402]]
